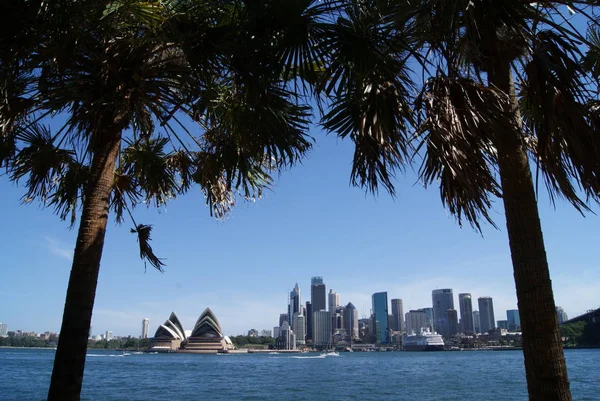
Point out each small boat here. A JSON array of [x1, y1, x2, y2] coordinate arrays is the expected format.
[[320, 336, 340, 357], [268, 352, 280, 355], [122, 351, 131, 356]]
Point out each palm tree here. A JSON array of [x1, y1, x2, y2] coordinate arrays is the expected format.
[[0, 1, 319, 399], [313, 1, 600, 400]]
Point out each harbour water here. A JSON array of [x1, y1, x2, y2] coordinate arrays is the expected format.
[[1, 348, 599, 400]]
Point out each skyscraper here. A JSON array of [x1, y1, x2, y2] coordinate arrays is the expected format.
[[305, 301, 312, 340], [391, 299, 404, 331], [141, 318, 149, 339], [312, 310, 332, 346], [279, 313, 289, 327], [478, 297, 496, 334], [556, 307, 568, 324], [343, 302, 359, 339], [422, 307, 434, 330], [447, 309, 459, 336], [432, 289, 454, 337], [0, 322, 7, 337], [372, 292, 389, 343], [293, 313, 306, 346], [289, 283, 301, 331], [506, 309, 521, 331], [473, 311, 481, 333], [458, 293, 474, 334], [311, 277, 326, 311], [328, 289, 340, 312]]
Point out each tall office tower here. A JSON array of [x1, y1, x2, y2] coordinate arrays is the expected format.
[[141, 318, 149, 339], [312, 310, 332, 346], [273, 326, 280, 338], [506, 309, 521, 331], [458, 293, 474, 334], [556, 307, 568, 324], [305, 301, 312, 340], [0, 323, 7, 337], [289, 283, 301, 331], [422, 307, 434, 330], [293, 313, 306, 346], [343, 302, 359, 338], [372, 292, 389, 343], [334, 307, 344, 334], [432, 289, 454, 337], [391, 299, 404, 331], [473, 311, 481, 333], [405, 310, 427, 333], [478, 297, 496, 333], [106, 331, 113, 341], [279, 313, 289, 327], [311, 277, 327, 311], [447, 309, 459, 336]]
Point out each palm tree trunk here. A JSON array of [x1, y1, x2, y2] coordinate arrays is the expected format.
[[489, 62, 572, 401], [47, 129, 121, 401]]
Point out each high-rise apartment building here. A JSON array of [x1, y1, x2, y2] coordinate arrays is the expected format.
[[405, 310, 427, 333], [105, 331, 113, 341], [343, 302, 359, 339], [0, 323, 8, 337], [279, 321, 296, 350], [328, 289, 340, 312], [506, 309, 521, 331], [432, 289, 454, 337], [372, 292, 389, 343], [311, 277, 326, 312], [556, 307, 568, 324], [391, 299, 404, 332], [312, 310, 332, 346], [478, 297, 496, 334], [458, 293, 474, 334], [141, 318, 149, 339], [473, 311, 481, 333], [447, 309, 459, 336]]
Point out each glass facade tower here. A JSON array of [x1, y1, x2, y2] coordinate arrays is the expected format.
[[372, 292, 389, 343]]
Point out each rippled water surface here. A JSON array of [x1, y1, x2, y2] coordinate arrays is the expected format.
[[1, 348, 598, 400]]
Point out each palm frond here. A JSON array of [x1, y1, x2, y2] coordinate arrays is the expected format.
[[111, 172, 142, 224], [520, 30, 600, 210], [48, 160, 89, 227], [415, 76, 507, 231], [131, 224, 165, 272]]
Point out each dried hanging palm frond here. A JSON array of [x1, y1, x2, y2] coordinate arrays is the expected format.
[[415, 75, 511, 231], [131, 224, 165, 273]]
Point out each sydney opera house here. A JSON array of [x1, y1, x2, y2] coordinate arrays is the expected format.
[[150, 308, 234, 353]]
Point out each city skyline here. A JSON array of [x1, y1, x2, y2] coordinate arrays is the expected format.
[[1, 129, 599, 337]]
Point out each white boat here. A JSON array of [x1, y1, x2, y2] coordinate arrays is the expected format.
[[320, 335, 340, 357], [402, 328, 444, 351]]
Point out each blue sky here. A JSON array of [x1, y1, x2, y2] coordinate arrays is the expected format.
[[1, 121, 599, 337]]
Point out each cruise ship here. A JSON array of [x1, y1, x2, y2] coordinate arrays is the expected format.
[[402, 328, 445, 351]]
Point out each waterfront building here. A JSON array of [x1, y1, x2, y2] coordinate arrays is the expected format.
[[0, 322, 7, 337], [273, 326, 280, 338], [311, 277, 326, 311], [506, 309, 521, 331], [183, 308, 234, 352], [497, 320, 508, 330], [288, 283, 301, 326], [391, 299, 404, 332], [279, 321, 296, 350], [305, 301, 312, 340], [432, 289, 454, 337], [105, 331, 113, 341], [293, 313, 306, 346], [458, 293, 474, 334], [312, 310, 332, 346], [473, 311, 481, 333], [343, 302, 359, 339], [328, 290, 340, 333], [372, 292, 389, 343], [556, 307, 568, 324], [478, 297, 496, 334], [141, 318, 149, 339], [447, 309, 459, 337], [405, 310, 427, 334], [150, 312, 187, 351]]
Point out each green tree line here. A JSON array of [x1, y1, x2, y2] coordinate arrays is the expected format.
[[229, 335, 275, 348], [561, 321, 600, 348]]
